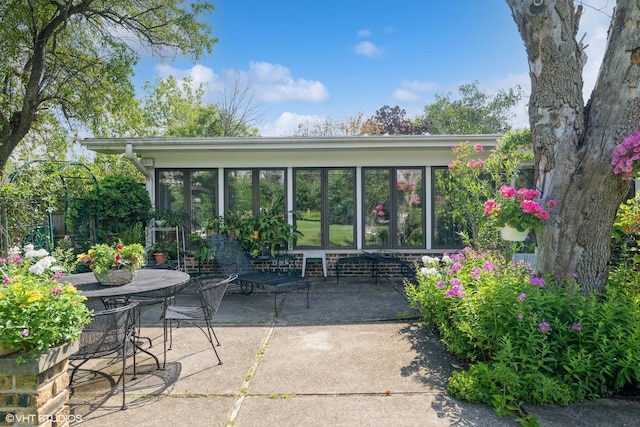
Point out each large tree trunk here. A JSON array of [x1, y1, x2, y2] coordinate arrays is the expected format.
[[506, 0, 640, 293]]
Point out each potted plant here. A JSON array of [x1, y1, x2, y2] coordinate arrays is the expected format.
[[76, 242, 145, 285], [483, 185, 556, 241], [151, 241, 169, 265], [0, 244, 92, 362]]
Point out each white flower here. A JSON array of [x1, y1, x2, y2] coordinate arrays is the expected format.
[[27, 256, 56, 275], [25, 247, 49, 259], [28, 263, 45, 275], [420, 267, 440, 276], [8, 246, 21, 255], [421, 255, 440, 265], [441, 255, 453, 264]]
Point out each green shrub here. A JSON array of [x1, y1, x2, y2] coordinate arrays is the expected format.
[[406, 248, 640, 419], [67, 175, 152, 245]]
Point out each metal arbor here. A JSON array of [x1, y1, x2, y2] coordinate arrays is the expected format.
[[1, 161, 100, 254]]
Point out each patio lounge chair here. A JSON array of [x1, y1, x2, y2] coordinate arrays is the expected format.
[[69, 301, 141, 410], [205, 234, 310, 315]]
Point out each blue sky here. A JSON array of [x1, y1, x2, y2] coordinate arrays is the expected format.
[[131, 1, 614, 136]]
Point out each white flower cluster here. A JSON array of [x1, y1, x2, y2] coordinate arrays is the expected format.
[[420, 255, 441, 277], [10, 244, 61, 275]]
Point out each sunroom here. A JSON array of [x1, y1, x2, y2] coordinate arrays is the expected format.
[[81, 134, 506, 277]]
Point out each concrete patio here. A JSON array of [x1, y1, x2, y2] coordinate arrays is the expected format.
[[68, 277, 639, 426]]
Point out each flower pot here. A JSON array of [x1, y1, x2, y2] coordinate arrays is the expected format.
[[154, 252, 167, 265], [499, 225, 530, 241], [94, 268, 136, 286]]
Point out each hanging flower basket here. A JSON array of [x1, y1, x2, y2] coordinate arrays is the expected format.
[[499, 225, 530, 242], [94, 268, 137, 286]]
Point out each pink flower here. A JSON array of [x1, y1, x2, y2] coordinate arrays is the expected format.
[[518, 293, 527, 301], [474, 144, 483, 152], [571, 323, 582, 331], [499, 185, 516, 198], [612, 132, 640, 180], [530, 276, 546, 287], [483, 200, 499, 215], [445, 284, 465, 298], [539, 322, 551, 333], [482, 261, 496, 271], [546, 199, 557, 208], [471, 267, 481, 279]]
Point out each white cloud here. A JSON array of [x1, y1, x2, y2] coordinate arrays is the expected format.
[[392, 80, 440, 103], [354, 41, 382, 57], [357, 29, 371, 37], [259, 112, 325, 136], [152, 61, 329, 105], [247, 61, 330, 103], [393, 89, 422, 103]]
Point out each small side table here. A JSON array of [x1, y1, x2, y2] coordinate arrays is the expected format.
[[302, 250, 327, 278]]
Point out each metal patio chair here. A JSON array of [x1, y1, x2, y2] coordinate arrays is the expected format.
[[162, 274, 237, 367], [69, 301, 140, 410]]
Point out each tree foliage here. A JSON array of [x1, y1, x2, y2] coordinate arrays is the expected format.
[[141, 75, 259, 137], [0, 0, 216, 174], [293, 113, 367, 136], [418, 81, 523, 134], [362, 105, 427, 135]]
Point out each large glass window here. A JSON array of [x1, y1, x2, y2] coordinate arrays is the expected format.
[[432, 167, 462, 248], [294, 168, 355, 248], [225, 169, 286, 215], [363, 168, 424, 249], [190, 170, 218, 232], [157, 169, 218, 235]]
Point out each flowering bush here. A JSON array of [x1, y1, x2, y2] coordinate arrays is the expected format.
[[77, 243, 145, 275], [406, 248, 640, 419], [0, 245, 92, 362], [439, 133, 532, 247], [611, 132, 640, 180], [483, 185, 556, 232]]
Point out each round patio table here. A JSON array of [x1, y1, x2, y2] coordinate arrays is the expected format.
[[64, 268, 192, 369], [64, 268, 191, 300]]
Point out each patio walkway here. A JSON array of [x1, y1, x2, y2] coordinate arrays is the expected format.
[[68, 277, 639, 426]]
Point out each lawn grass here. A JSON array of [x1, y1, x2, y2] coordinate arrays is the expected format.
[[296, 219, 354, 247]]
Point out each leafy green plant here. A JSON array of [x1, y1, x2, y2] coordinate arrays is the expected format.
[[0, 244, 92, 363], [189, 233, 212, 265], [68, 175, 152, 245], [203, 209, 302, 258], [76, 243, 145, 275], [406, 248, 640, 420]]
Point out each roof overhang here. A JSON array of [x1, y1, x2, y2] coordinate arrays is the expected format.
[[80, 134, 503, 155]]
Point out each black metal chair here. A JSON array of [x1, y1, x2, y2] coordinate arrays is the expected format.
[[69, 301, 140, 410], [162, 274, 237, 367]]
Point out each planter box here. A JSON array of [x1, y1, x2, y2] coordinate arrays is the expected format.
[[0, 341, 78, 426]]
